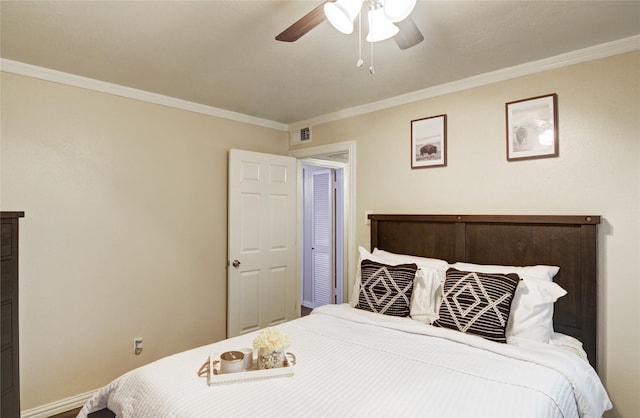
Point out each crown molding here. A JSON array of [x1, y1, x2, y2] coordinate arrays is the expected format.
[[0, 59, 288, 132], [2, 35, 638, 132], [289, 35, 640, 130]]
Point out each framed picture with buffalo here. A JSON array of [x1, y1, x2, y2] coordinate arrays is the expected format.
[[506, 93, 558, 161], [411, 114, 447, 169]]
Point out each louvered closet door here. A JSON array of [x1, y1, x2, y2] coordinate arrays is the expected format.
[[311, 169, 334, 307]]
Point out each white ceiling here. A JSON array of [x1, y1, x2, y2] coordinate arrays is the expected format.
[[2, 1, 639, 126]]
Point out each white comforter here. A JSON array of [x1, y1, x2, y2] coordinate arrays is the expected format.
[[80, 304, 611, 417]]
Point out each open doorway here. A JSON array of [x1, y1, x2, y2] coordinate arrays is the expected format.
[[301, 163, 345, 312], [290, 141, 356, 317]]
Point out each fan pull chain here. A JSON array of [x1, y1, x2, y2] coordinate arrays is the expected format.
[[369, 5, 375, 75], [369, 41, 375, 75], [356, 5, 363, 67]]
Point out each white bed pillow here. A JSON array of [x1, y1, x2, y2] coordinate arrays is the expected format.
[[450, 262, 565, 343], [351, 247, 446, 324], [350, 246, 374, 307], [372, 248, 449, 271], [450, 262, 559, 282], [506, 278, 566, 342]]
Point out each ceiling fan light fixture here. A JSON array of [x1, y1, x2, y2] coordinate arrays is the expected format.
[[382, 0, 416, 22], [366, 7, 399, 42], [324, 0, 362, 34]]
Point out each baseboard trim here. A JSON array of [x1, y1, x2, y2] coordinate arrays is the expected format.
[[21, 390, 96, 418]]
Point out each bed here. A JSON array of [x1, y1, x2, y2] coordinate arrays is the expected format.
[[80, 214, 611, 418]]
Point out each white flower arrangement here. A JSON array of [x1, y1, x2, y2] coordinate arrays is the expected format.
[[253, 327, 290, 352]]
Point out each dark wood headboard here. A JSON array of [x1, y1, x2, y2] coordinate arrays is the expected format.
[[369, 214, 601, 370]]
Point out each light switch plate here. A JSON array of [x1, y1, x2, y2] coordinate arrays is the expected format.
[[365, 210, 373, 225]]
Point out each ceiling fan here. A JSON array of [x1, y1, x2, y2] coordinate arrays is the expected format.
[[275, 0, 424, 51]]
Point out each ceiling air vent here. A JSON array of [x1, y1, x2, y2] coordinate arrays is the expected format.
[[290, 126, 312, 144]]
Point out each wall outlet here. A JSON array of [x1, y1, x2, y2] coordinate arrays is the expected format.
[[133, 337, 143, 355]]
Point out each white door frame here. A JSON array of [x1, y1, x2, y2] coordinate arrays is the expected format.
[[301, 162, 344, 307], [290, 140, 356, 306]]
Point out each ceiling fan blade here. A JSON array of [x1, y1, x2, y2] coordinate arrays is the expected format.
[[393, 17, 424, 50], [275, 1, 334, 42]]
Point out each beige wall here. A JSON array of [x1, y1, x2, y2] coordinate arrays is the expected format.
[[0, 72, 288, 409], [1, 52, 638, 416], [292, 52, 640, 417]]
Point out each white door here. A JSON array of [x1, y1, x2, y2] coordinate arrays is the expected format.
[[311, 169, 334, 307], [227, 149, 297, 338]]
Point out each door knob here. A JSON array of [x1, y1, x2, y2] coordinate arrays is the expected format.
[[232, 259, 241, 268]]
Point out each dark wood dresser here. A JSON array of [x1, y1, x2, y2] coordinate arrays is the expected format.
[[1, 211, 24, 418]]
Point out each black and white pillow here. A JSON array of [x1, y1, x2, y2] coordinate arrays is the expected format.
[[356, 259, 417, 317], [433, 268, 520, 343]]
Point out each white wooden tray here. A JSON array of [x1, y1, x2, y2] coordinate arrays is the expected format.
[[198, 352, 296, 386]]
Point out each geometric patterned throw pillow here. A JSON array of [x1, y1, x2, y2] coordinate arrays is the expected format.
[[356, 259, 417, 317], [433, 268, 520, 343]]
